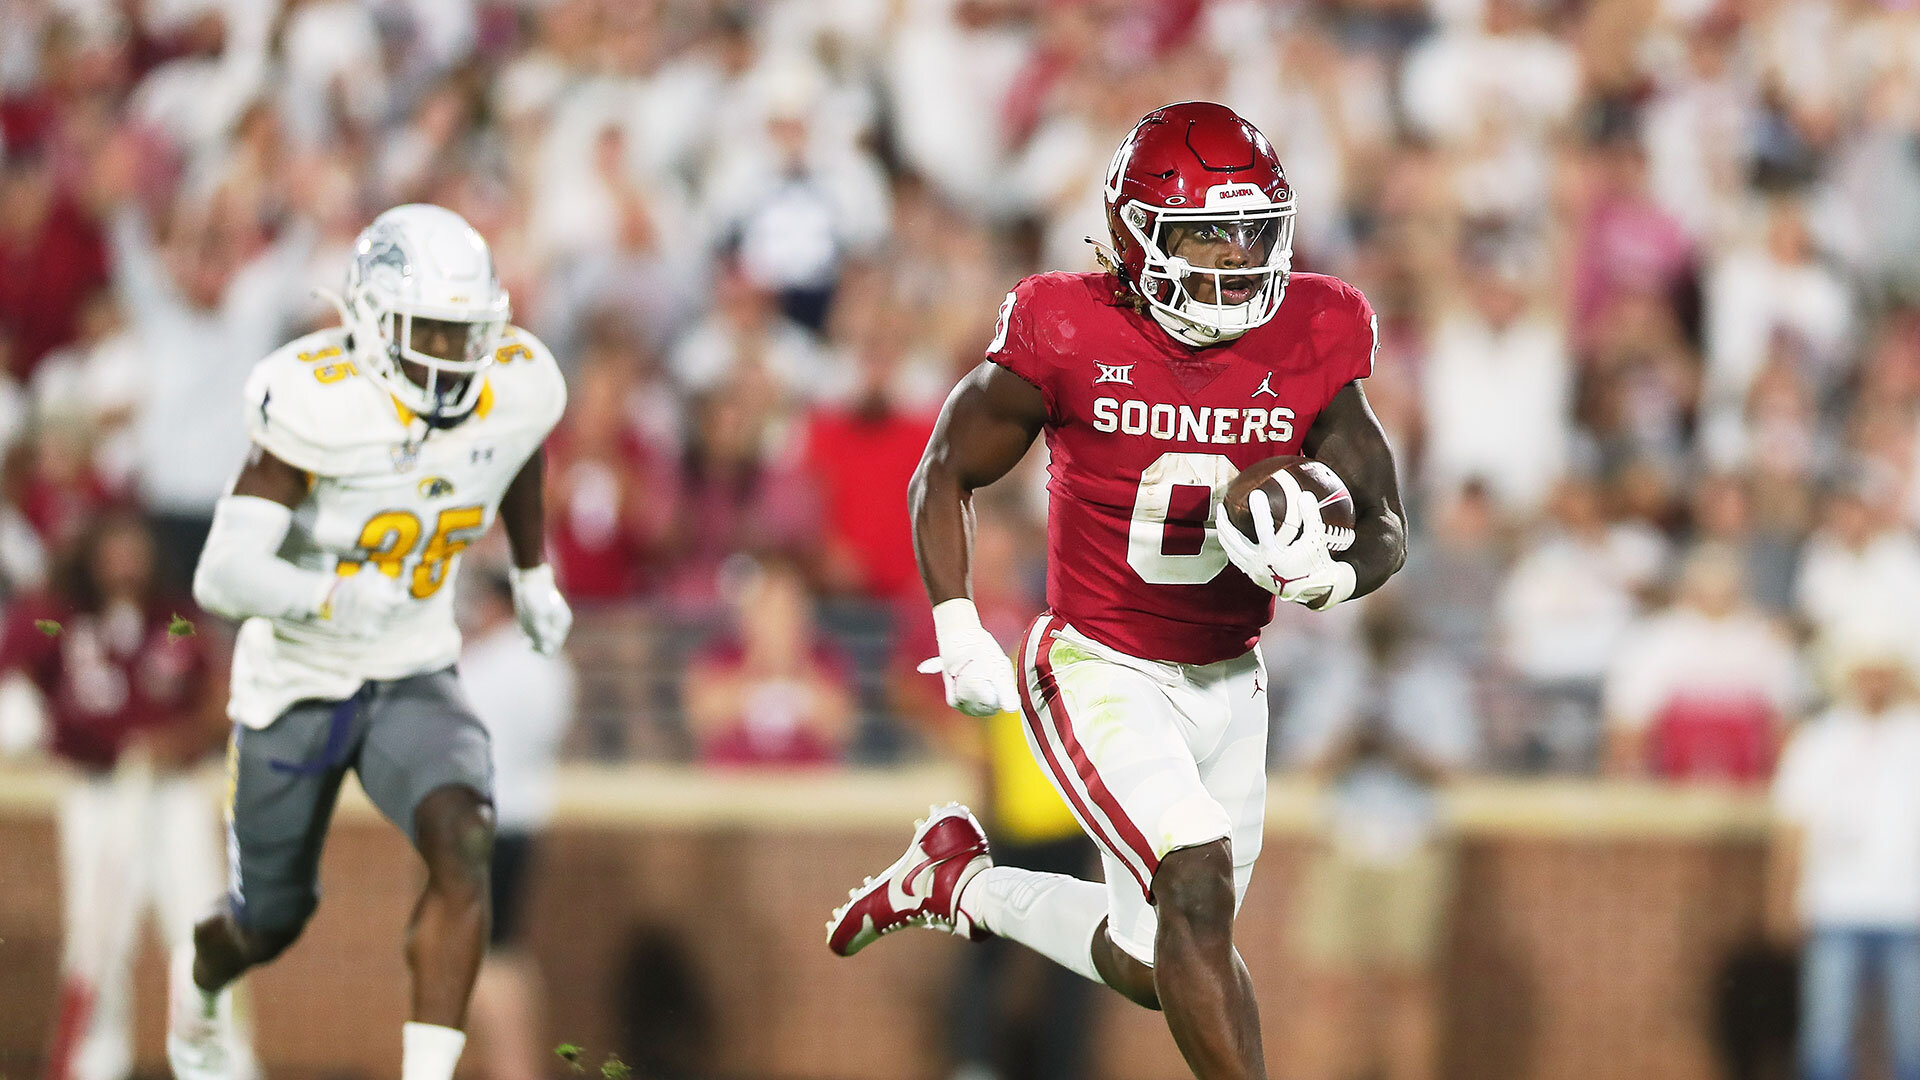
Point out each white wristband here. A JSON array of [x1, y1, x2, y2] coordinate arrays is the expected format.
[[931, 597, 984, 651], [509, 563, 556, 597]]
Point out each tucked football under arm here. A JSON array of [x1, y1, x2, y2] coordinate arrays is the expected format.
[[910, 361, 1048, 605], [1302, 380, 1407, 600]]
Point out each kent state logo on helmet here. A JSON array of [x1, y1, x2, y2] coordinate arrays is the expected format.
[[1102, 101, 1296, 342], [329, 204, 512, 427]]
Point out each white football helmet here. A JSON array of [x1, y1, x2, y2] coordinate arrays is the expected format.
[[337, 204, 509, 426]]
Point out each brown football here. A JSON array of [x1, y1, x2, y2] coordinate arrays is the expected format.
[[1221, 455, 1356, 551]]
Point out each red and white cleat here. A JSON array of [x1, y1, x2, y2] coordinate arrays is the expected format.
[[826, 803, 992, 957]]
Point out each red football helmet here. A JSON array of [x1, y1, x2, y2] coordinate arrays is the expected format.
[[1102, 101, 1295, 342]]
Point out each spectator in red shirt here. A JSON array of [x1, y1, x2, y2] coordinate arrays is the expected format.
[[1604, 545, 1799, 785], [4, 416, 117, 556], [0, 152, 108, 379], [800, 333, 939, 601], [658, 371, 818, 610], [546, 338, 677, 604], [0, 508, 241, 1080], [1570, 134, 1698, 354], [682, 557, 855, 767]]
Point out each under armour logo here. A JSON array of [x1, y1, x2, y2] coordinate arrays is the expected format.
[[1095, 363, 1134, 385], [1252, 373, 1278, 399]]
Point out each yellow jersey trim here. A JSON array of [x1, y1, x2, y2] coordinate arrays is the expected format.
[[389, 377, 491, 424]]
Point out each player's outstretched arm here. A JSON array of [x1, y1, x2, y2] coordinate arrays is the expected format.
[[1302, 380, 1407, 601], [194, 445, 406, 631], [908, 361, 1046, 716], [909, 361, 1046, 604], [499, 450, 573, 656]]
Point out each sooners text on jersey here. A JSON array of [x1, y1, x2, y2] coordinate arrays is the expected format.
[[989, 271, 1375, 665]]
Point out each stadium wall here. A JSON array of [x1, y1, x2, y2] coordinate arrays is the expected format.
[[0, 767, 1778, 1080]]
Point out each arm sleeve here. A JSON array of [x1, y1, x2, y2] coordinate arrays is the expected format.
[[192, 495, 334, 622]]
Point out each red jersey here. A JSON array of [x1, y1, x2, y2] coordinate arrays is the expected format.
[[0, 596, 212, 770], [988, 271, 1376, 665]]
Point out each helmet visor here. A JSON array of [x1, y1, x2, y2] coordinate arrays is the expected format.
[[1159, 215, 1289, 269], [1125, 202, 1296, 337], [395, 314, 500, 370]]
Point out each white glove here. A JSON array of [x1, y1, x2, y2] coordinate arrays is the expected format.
[[319, 571, 410, 637], [509, 564, 573, 656], [915, 598, 1021, 717], [1213, 484, 1357, 610]]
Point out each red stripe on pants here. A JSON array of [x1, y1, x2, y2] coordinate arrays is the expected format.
[[1021, 615, 1161, 899]]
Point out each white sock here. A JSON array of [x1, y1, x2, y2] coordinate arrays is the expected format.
[[958, 866, 1109, 985], [401, 1021, 467, 1080]]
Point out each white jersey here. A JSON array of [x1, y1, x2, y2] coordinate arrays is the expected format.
[[226, 325, 567, 729]]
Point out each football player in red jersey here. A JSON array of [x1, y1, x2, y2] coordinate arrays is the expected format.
[[825, 102, 1408, 1079]]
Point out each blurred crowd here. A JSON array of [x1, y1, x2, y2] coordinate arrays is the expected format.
[[3, 0, 1920, 780]]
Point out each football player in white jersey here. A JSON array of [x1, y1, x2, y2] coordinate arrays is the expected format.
[[168, 205, 572, 1080]]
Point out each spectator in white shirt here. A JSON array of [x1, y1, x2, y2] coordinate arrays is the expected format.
[[458, 569, 575, 1080], [1769, 628, 1920, 1080], [1496, 476, 1653, 769], [1795, 480, 1920, 664], [1639, 16, 1757, 244], [105, 193, 313, 594], [275, 0, 387, 151], [884, 0, 1032, 217], [699, 61, 891, 333], [668, 259, 841, 404], [125, 5, 271, 168], [1399, 0, 1581, 147], [1604, 545, 1798, 783], [1703, 198, 1852, 424], [1420, 243, 1573, 518]]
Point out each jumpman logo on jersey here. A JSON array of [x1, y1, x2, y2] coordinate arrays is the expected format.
[[1252, 373, 1278, 398], [1094, 363, 1135, 385]]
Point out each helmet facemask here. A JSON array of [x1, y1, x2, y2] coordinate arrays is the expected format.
[[340, 216, 510, 427], [347, 293, 505, 426], [1119, 199, 1295, 342]]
